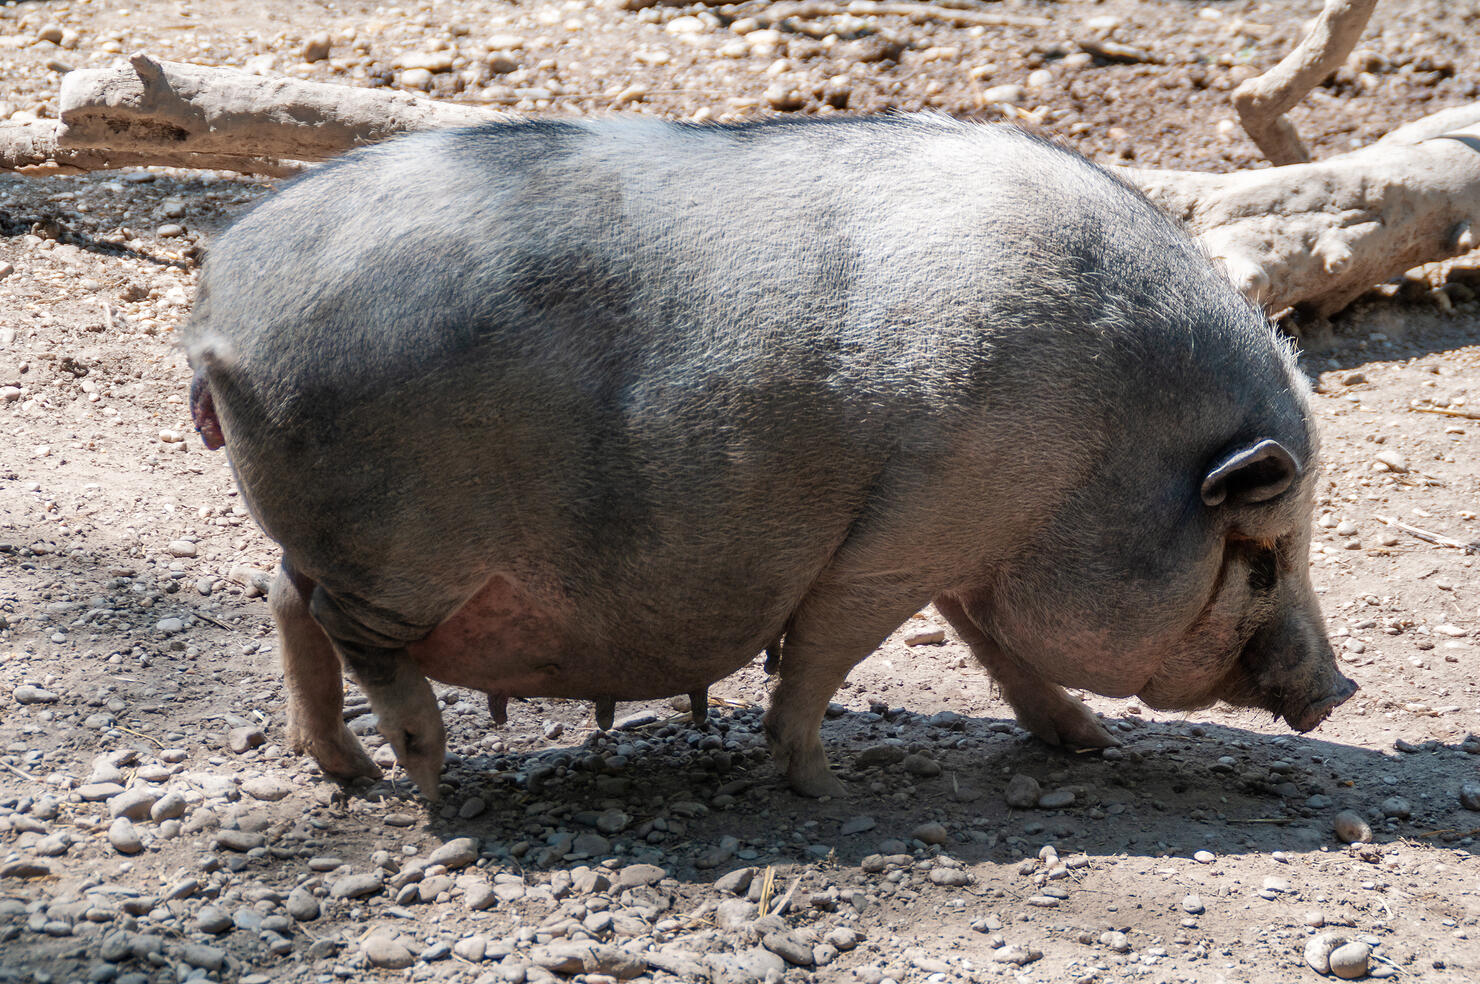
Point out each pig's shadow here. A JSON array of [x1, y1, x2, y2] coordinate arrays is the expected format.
[[387, 705, 1479, 879]]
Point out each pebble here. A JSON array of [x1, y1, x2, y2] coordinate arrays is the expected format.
[[400, 67, 435, 90], [714, 867, 754, 895], [108, 817, 143, 855], [215, 830, 265, 852], [195, 905, 232, 934], [928, 867, 971, 886], [286, 888, 320, 921], [1333, 811, 1372, 844], [1037, 788, 1076, 809], [1329, 941, 1371, 979], [79, 782, 126, 802], [614, 863, 666, 891], [763, 930, 815, 967], [1379, 796, 1411, 819], [1193, 850, 1216, 864], [1004, 774, 1041, 808], [228, 726, 266, 753], [150, 793, 186, 822], [463, 881, 496, 911], [980, 83, 1025, 104], [1373, 451, 1409, 473], [1182, 894, 1204, 914], [364, 935, 414, 969], [166, 539, 197, 557], [429, 837, 480, 870], [856, 744, 905, 768], [910, 821, 948, 845], [242, 776, 292, 802], [1460, 783, 1480, 811], [13, 685, 60, 705], [841, 815, 876, 836], [330, 872, 383, 899], [1305, 933, 1353, 975], [901, 753, 941, 777], [454, 936, 487, 962], [991, 944, 1042, 965], [903, 627, 946, 646], [180, 943, 225, 972]]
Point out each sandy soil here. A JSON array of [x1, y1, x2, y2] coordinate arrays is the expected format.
[[1, 2, 1479, 983]]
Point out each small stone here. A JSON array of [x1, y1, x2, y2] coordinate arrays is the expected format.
[[195, 905, 231, 934], [0, 861, 52, 878], [35, 833, 71, 856], [287, 888, 320, 921], [1037, 788, 1076, 809], [1182, 894, 1204, 914], [215, 830, 265, 852], [991, 944, 1042, 965], [856, 744, 905, 768], [14, 685, 60, 704], [1373, 451, 1408, 473], [910, 821, 948, 845], [1004, 774, 1041, 808], [1193, 850, 1216, 864], [228, 727, 266, 753], [762, 930, 814, 967], [108, 817, 143, 855], [180, 943, 225, 972], [1101, 930, 1131, 953], [1334, 811, 1372, 843], [1305, 933, 1352, 975], [929, 867, 970, 886], [331, 872, 383, 899], [1329, 941, 1371, 979], [1380, 796, 1411, 819], [764, 83, 805, 111], [459, 797, 487, 819], [980, 83, 1025, 104], [400, 67, 434, 90], [78, 782, 126, 802], [614, 863, 666, 891], [714, 867, 754, 895], [826, 926, 860, 950], [840, 815, 876, 836], [903, 627, 946, 646], [301, 32, 331, 62], [463, 881, 496, 911], [1342, 371, 1367, 386], [1460, 783, 1480, 811], [454, 936, 487, 962], [166, 539, 197, 557], [364, 935, 414, 969], [150, 793, 186, 822], [429, 837, 479, 870], [902, 753, 941, 777], [242, 776, 292, 802]]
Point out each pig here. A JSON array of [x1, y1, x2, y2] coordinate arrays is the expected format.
[[183, 115, 1356, 799]]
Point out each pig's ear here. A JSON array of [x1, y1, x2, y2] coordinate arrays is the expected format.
[[1201, 439, 1299, 507]]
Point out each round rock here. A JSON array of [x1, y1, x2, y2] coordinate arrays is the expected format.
[[108, 818, 143, 855], [1333, 811, 1372, 844], [1329, 941, 1371, 979], [1004, 774, 1041, 809], [364, 935, 414, 969]]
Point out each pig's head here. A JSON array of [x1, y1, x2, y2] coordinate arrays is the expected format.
[[978, 326, 1356, 736], [1132, 436, 1358, 732]]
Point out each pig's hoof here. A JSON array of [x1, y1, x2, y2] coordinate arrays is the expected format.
[[290, 722, 382, 782], [371, 676, 447, 799], [1015, 695, 1119, 751], [787, 765, 847, 799]]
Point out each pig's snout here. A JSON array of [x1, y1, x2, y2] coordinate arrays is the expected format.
[[1283, 671, 1357, 733]]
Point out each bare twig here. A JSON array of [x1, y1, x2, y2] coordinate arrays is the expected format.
[[1374, 515, 1480, 554], [0, 117, 300, 176], [843, 1, 1049, 29], [1231, 0, 1379, 164], [1410, 405, 1480, 421], [0, 760, 38, 782]]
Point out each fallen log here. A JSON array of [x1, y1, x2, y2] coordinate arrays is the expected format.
[[4, 53, 1478, 319]]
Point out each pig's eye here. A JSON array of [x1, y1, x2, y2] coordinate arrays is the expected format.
[[1246, 549, 1278, 594]]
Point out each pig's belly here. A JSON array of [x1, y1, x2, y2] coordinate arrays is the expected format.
[[405, 573, 759, 700]]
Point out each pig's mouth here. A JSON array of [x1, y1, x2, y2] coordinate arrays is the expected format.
[[1281, 675, 1359, 732]]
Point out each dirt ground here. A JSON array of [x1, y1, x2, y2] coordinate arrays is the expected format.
[[2, 1, 1479, 983]]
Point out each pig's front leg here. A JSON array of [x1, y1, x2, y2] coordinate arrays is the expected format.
[[936, 594, 1119, 750]]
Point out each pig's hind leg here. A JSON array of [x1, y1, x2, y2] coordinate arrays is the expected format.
[[268, 563, 382, 783], [764, 585, 923, 798], [936, 594, 1118, 750], [305, 584, 448, 798]]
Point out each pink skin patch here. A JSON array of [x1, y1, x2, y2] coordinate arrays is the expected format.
[[190, 372, 225, 450]]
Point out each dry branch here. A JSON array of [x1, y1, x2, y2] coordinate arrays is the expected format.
[[58, 53, 491, 160], [1126, 104, 1480, 317], [0, 117, 298, 176], [1231, 0, 1378, 165]]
